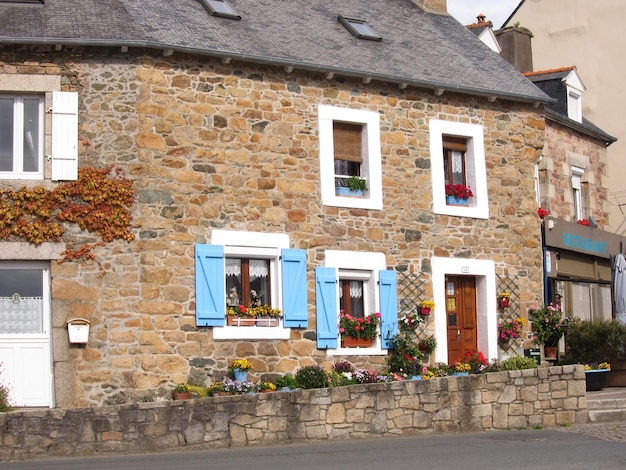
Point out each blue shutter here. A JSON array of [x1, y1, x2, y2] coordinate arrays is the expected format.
[[379, 270, 398, 349], [281, 248, 308, 328], [315, 267, 338, 349], [195, 244, 226, 327]]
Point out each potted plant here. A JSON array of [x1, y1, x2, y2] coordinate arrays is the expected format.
[[562, 319, 626, 387], [457, 349, 488, 374], [399, 312, 423, 333], [419, 300, 435, 315], [259, 381, 277, 393], [498, 292, 512, 308], [251, 304, 282, 327], [275, 374, 298, 391], [172, 383, 190, 400], [226, 304, 257, 326], [445, 183, 473, 206], [584, 362, 611, 391], [339, 311, 381, 347], [418, 335, 437, 355], [336, 175, 368, 197], [452, 362, 471, 376], [529, 303, 564, 360], [229, 358, 253, 382], [497, 317, 526, 346]]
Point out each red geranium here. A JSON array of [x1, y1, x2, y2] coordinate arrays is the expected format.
[[445, 184, 473, 200]]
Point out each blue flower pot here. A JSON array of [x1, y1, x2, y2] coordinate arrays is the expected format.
[[452, 371, 470, 377], [233, 369, 248, 382], [410, 375, 422, 381], [446, 195, 469, 206]]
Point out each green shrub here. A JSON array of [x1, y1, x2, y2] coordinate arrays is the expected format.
[[275, 374, 298, 390], [563, 319, 626, 364], [502, 355, 538, 370], [295, 365, 328, 389], [0, 383, 12, 412]]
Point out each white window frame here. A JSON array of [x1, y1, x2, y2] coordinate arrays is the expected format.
[[211, 230, 290, 340], [567, 90, 582, 123], [0, 94, 45, 180], [430, 120, 489, 219], [318, 105, 383, 210], [572, 166, 584, 221], [325, 250, 387, 356]]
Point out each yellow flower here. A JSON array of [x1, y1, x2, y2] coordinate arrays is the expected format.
[[231, 359, 253, 371], [420, 300, 435, 310]]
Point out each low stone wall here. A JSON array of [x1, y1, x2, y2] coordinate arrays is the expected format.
[[0, 365, 587, 461]]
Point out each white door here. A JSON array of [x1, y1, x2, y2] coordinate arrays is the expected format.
[[0, 262, 53, 407]]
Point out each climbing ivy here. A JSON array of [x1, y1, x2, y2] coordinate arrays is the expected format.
[[0, 165, 135, 261]]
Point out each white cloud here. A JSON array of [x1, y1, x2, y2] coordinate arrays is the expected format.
[[447, 0, 521, 29]]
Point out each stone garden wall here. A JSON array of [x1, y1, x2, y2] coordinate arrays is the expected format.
[[0, 366, 587, 461]]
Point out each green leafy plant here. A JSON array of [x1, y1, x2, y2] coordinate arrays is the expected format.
[[346, 175, 367, 192], [275, 374, 298, 390], [0, 365, 12, 412], [295, 365, 328, 389], [172, 383, 189, 393], [562, 319, 626, 364], [0, 165, 135, 261], [529, 304, 564, 346], [501, 355, 538, 371], [418, 335, 437, 354]]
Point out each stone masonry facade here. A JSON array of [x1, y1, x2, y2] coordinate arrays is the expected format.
[[0, 366, 587, 461], [0, 47, 546, 408]]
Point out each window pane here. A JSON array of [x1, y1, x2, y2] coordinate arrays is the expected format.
[[339, 280, 364, 317], [225, 258, 242, 306], [249, 259, 269, 306], [0, 268, 44, 334], [22, 98, 40, 172], [451, 151, 465, 185], [0, 98, 14, 172]]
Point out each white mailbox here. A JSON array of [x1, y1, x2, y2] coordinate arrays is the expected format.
[[66, 318, 91, 344]]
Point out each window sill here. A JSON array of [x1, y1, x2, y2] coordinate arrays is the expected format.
[[213, 325, 291, 340]]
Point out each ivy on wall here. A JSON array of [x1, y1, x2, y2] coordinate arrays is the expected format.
[[0, 165, 135, 261]]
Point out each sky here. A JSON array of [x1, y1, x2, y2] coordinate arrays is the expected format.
[[447, 0, 521, 29]]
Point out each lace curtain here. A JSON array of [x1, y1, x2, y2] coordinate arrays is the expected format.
[[0, 296, 43, 334]]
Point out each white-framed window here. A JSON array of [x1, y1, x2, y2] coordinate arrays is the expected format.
[[567, 91, 582, 123], [0, 74, 78, 181], [318, 105, 383, 210], [430, 120, 489, 219], [195, 230, 307, 340], [315, 250, 396, 356], [0, 94, 44, 179], [572, 166, 584, 221]]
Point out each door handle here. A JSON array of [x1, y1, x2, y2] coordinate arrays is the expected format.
[[457, 329, 461, 340]]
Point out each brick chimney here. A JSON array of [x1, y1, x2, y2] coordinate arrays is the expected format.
[[495, 25, 534, 73], [410, 0, 447, 15]]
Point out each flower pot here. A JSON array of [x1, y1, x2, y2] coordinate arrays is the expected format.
[[498, 299, 510, 308], [585, 369, 609, 391], [335, 187, 363, 197], [544, 346, 558, 360], [445, 195, 469, 206], [227, 316, 256, 326], [452, 372, 470, 377], [410, 375, 422, 381], [233, 368, 248, 382], [341, 336, 373, 348], [172, 392, 190, 400], [419, 307, 431, 316]]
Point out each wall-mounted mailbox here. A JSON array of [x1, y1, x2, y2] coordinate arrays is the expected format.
[[67, 318, 91, 344]]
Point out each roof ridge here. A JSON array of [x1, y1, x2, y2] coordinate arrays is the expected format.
[[524, 66, 576, 77]]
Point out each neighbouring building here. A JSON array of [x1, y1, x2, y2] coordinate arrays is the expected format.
[[0, 0, 550, 408]]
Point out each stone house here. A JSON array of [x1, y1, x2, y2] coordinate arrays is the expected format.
[[0, 0, 549, 408], [495, 21, 622, 341]]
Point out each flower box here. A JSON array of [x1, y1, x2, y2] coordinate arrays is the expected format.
[[445, 195, 469, 206], [256, 316, 279, 327], [227, 316, 256, 326], [585, 369, 609, 391], [335, 186, 363, 197], [341, 336, 373, 348]]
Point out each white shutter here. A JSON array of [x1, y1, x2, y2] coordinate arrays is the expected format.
[[51, 91, 78, 181]]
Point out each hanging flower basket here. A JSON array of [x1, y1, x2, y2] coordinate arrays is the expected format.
[[420, 307, 431, 315], [498, 298, 510, 308]]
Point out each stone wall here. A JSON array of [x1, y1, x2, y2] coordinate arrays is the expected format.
[[0, 366, 587, 461], [0, 47, 546, 408]]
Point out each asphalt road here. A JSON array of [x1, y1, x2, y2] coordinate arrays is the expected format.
[[1, 428, 625, 470]]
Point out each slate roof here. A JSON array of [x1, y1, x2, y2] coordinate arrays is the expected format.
[[0, 0, 549, 104], [525, 69, 616, 145]]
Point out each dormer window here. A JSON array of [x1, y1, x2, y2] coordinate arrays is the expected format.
[[338, 16, 382, 41], [200, 0, 241, 20], [567, 90, 582, 123]]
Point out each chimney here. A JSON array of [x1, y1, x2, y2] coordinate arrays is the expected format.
[[410, 0, 447, 15], [495, 26, 534, 73]]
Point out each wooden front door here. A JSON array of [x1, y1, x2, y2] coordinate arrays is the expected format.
[[446, 276, 477, 364]]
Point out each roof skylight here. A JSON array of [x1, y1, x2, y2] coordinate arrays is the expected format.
[[338, 16, 382, 42], [200, 0, 241, 20]]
